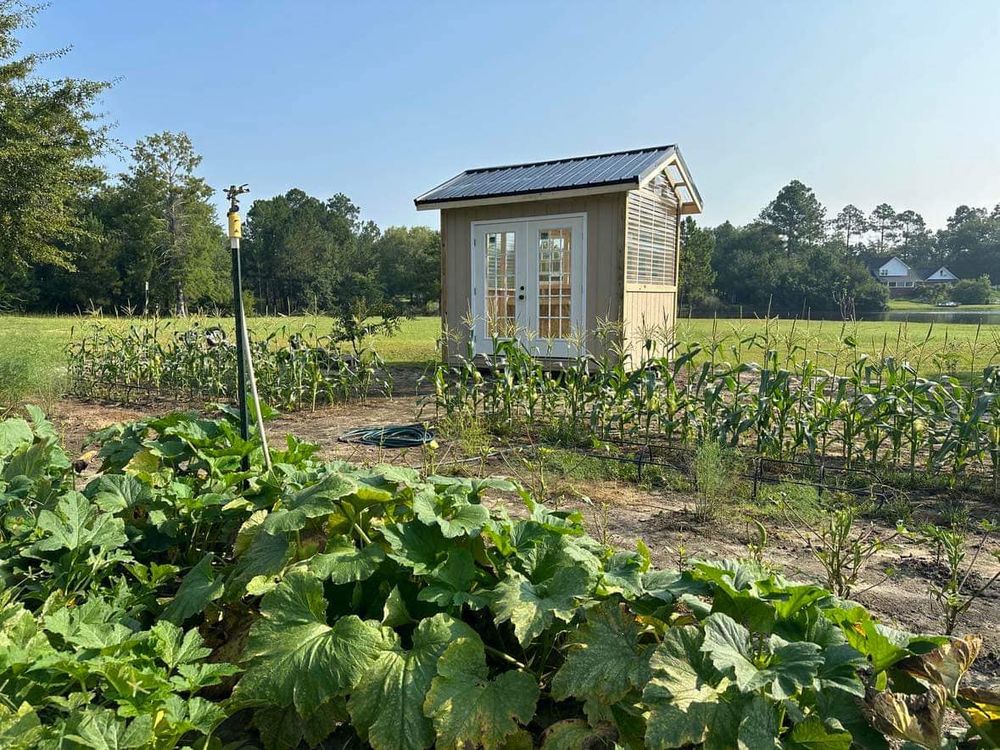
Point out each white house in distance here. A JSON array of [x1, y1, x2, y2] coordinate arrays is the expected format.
[[871, 256, 959, 294]]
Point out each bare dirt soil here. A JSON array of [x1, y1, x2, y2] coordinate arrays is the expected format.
[[48, 390, 1000, 680]]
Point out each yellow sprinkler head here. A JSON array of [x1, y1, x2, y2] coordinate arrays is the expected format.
[[227, 211, 242, 239]]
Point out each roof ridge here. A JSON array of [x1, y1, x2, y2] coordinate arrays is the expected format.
[[465, 144, 676, 174]]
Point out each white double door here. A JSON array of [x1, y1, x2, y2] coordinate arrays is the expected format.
[[471, 214, 586, 358]]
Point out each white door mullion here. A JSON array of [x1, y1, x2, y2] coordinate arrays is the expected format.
[[521, 222, 535, 350]]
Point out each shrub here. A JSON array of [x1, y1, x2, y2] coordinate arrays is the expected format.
[[692, 440, 739, 519], [950, 275, 993, 304]]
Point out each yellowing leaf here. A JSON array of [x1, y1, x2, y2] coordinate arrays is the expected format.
[[898, 635, 980, 697], [865, 684, 947, 748]]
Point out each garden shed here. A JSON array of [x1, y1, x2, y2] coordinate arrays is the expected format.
[[415, 144, 702, 365]]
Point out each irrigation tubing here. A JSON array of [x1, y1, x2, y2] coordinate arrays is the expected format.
[[338, 424, 435, 448]]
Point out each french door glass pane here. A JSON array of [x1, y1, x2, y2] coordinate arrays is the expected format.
[[485, 231, 517, 338], [537, 228, 572, 339]]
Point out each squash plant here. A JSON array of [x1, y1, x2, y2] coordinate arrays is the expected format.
[[1, 408, 998, 749]]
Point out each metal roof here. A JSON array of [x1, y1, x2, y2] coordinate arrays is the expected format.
[[415, 145, 697, 209]]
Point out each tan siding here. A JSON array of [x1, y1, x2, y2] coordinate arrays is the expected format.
[[622, 289, 677, 362], [440, 193, 626, 363]]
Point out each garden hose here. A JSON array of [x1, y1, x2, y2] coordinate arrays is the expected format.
[[338, 423, 435, 448]]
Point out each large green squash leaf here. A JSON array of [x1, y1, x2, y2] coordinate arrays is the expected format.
[[65, 708, 155, 749], [235, 571, 394, 717], [643, 625, 741, 749], [823, 606, 913, 672], [540, 719, 617, 749], [424, 636, 539, 750], [0, 419, 34, 457], [417, 548, 490, 610], [382, 519, 449, 574], [701, 613, 823, 699], [83, 474, 152, 513], [0, 703, 44, 750], [413, 486, 490, 538], [225, 525, 292, 598], [783, 716, 853, 749], [736, 694, 782, 749], [551, 600, 654, 706], [160, 554, 224, 624], [43, 598, 134, 650], [29, 492, 126, 555], [261, 473, 357, 533], [309, 535, 386, 584], [490, 567, 590, 647], [348, 613, 476, 750]]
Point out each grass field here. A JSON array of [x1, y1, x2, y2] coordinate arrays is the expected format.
[[3, 313, 1000, 408], [888, 299, 1000, 311]]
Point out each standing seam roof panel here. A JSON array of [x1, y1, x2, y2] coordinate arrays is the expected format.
[[415, 145, 679, 205]]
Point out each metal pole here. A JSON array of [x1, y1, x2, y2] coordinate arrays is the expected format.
[[227, 186, 251, 471]]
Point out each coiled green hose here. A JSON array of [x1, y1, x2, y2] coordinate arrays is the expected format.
[[337, 423, 435, 448]]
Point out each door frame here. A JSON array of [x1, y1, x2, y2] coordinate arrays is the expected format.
[[470, 212, 587, 358]]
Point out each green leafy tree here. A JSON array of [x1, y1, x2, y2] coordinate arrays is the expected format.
[[28, 209, 121, 312], [376, 226, 441, 309], [712, 223, 886, 315], [949, 275, 994, 304], [0, 2, 109, 301], [869, 203, 899, 254], [830, 205, 868, 255], [115, 132, 227, 315], [678, 217, 716, 307], [936, 205, 1000, 283], [759, 180, 827, 255], [243, 189, 410, 340], [894, 209, 936, 266]]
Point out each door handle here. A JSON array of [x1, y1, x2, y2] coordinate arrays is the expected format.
[[518, 294, 525, 300]]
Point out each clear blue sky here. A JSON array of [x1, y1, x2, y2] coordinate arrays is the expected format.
[[21, 1, 1000, 231]]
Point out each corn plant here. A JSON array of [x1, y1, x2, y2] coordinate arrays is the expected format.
[[67, 317, 391, 409], [427, 319, 1000, 492]]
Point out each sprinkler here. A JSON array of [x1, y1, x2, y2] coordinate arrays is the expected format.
[[226, 184, 272, 471]]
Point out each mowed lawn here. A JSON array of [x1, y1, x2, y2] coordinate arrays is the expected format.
[[2, 313, 999, 406]]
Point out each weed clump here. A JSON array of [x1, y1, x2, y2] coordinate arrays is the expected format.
[[692, 440, 740, 519]]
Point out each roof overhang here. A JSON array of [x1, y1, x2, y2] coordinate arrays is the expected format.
[[637, 147, 703, 215], [414, 180, 638, 211]]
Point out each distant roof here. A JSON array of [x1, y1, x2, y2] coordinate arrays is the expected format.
[[869, 255, 904, 269], [414, 144, 702, 212], [869, 257, 961, 282]]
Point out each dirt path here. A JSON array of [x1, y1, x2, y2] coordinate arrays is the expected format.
[[46, 395, 1000, 678]]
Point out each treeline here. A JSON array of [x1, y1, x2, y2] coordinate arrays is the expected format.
[[680, 180, 999, 313], [1, 5, 438, 322], [6, 130, 440, 319], [241, 191, 439, 319]]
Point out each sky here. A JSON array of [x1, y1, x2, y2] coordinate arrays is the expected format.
[[19, 1, 1000, 232]]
